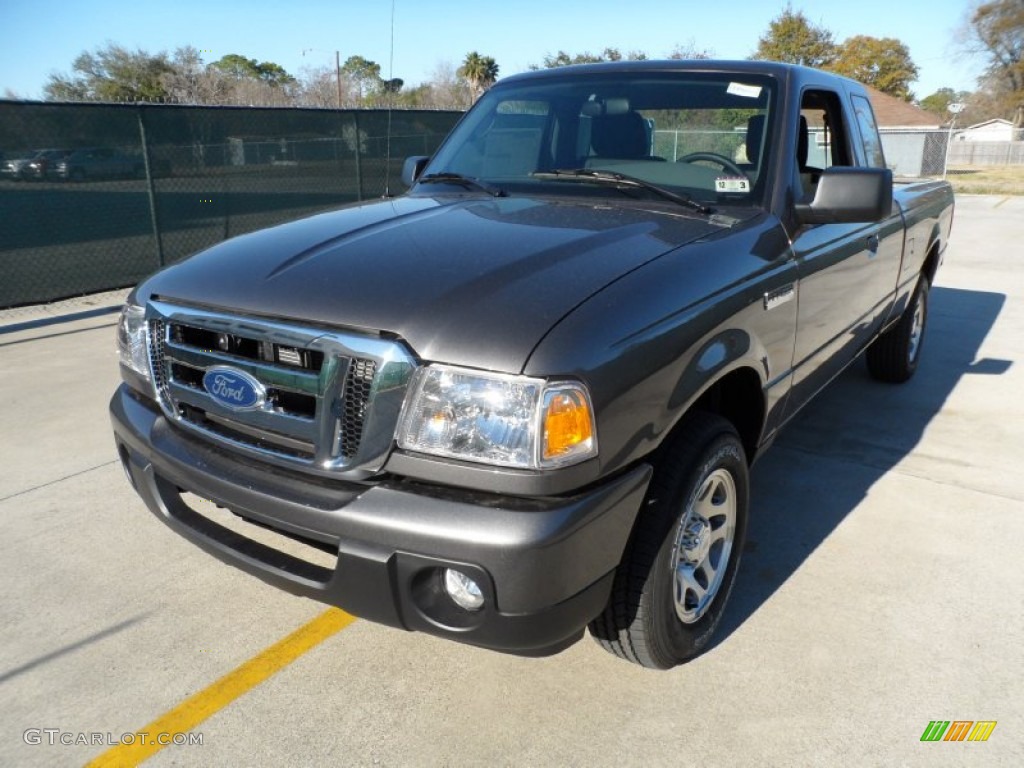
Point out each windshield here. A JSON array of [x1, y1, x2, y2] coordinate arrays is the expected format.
[[423, 70, 778, 208]]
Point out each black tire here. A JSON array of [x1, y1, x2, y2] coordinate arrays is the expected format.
[[866, 277, 929, 383], [589, 412, 749, 669]]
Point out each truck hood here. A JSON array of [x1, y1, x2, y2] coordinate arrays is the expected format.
[[138, 194, 729, 372]]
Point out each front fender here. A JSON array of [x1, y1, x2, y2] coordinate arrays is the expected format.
[[524, 219, 796, 482]]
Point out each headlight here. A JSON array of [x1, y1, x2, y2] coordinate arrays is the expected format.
[[398, 365, 597, 469], [116, 303, 150, 381]]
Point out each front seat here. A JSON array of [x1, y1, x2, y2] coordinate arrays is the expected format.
[[798, 115, 822, 197], [590, 112, 650, 159], [745, 114, 766, 167]]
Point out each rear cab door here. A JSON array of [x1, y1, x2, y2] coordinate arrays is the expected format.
[[786, 85, 902, 406], [847, 89, 906, 326]]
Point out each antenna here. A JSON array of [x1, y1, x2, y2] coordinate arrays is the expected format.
[[383, 0, 396, 198]]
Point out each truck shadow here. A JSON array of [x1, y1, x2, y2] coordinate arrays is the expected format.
[[713, 285, 1008, 646]]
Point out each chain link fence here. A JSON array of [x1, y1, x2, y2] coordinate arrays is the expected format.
[[652, 129, 746, 161], [880, 128, 1024, 177], [653, 127, 1024, 180], [0, 101, 461, 309], [877, 129, 951, 178]]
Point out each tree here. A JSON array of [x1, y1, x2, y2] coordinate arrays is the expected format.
[[831, 36, 919, 100], [418, 60, 472, 109], [210, 54, 294, 86], [667, 41, 715, 60], [752, 6, 837, 68], [964, 0, 1024, 127], [211, 53, 261, 80], [539, 50, 602, 68], [253, 62, 295, 86], [535, 48, 647, 68], [340, 55, 382, 99], [296, 65, 352, 108], [44, 43, 173, 102], [919, 87, 972, 118], [458, 52, 499, 100], [160, 46, 231, 105], [206, 54, 296, 106]]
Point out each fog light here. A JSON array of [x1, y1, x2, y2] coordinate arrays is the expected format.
[[443, 568, 484, 611]]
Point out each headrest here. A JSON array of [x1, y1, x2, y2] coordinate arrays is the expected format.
[[591, 112, 648, 159], [746, 115, 766, 165]]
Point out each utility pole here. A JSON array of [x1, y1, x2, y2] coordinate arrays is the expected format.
[[336, 50, 342, 109], [943, 102, 964, 179], [303, 48, 344, 109]]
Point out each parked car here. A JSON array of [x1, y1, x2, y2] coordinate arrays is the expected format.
[[51, 147, 145, 181], [1, 152, 32, 180], [2, 149, 66, 181], [112, 61, 954, 669], [24, 149, 71, 180]]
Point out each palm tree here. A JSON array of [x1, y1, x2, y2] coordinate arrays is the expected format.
[[458, 52, 499, 101]]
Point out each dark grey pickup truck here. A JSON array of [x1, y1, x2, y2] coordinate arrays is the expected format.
[[111, 61, 954, 669]]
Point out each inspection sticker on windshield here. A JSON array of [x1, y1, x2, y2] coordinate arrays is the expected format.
[[727, 82, 762, 99], [716, 176, 750, 194]]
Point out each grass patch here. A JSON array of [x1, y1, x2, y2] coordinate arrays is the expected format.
[[944, 166, 1024, 195]]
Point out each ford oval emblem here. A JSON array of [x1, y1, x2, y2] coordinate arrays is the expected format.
[[202, 366, 266, 411]]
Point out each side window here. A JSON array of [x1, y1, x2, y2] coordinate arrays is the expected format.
[[798, 90, 853, 199], [852, 95, 886, 168]]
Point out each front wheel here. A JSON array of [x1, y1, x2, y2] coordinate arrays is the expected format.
[[867, 277, 929, 383], [589, 412, 749, 669]]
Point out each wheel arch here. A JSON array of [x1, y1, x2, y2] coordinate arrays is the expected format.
[[921, 234, 941, 287], [685, 366, 765, 464], [654, 362, 766, 467]]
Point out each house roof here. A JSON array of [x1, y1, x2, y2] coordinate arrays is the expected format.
[[865, 87, 942, 128], [961, 118, 1014, 131]]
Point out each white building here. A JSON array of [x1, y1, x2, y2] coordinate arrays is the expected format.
[[955, 119, 1016, 142]]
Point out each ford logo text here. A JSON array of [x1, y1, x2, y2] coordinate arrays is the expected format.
[[202, 367, 266, 411]]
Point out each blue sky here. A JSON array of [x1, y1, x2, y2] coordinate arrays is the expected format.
[[0, 0, 983, 101]]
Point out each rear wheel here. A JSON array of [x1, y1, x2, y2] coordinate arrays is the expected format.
[[867, 277, 929, 383], [589, 412, 749, 669]]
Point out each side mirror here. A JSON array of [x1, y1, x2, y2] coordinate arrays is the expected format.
[[795, 167, 893, 225], [401, 156, 430, 188]]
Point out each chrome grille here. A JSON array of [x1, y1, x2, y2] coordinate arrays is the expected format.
[[146, 300, 415, 476]]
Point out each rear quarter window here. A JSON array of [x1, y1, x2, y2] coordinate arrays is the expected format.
[[852, 95, 886, 168]]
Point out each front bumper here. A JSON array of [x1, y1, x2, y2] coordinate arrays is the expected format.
[[111, 385, 651, 656]]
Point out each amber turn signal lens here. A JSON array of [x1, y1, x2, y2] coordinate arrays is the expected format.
[[543, 389, 595, 462]]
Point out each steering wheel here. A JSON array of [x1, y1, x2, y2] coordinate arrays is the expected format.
[[676, 152, 746, 178]]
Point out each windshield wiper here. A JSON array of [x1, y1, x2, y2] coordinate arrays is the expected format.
[[417, 172, 506, 197], [532, 168, 712, 215]]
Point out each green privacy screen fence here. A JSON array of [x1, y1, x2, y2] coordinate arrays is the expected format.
[[0, 101, 462, 308]]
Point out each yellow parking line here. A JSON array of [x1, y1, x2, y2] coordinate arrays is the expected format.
[[86, 608, 356, 767]]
